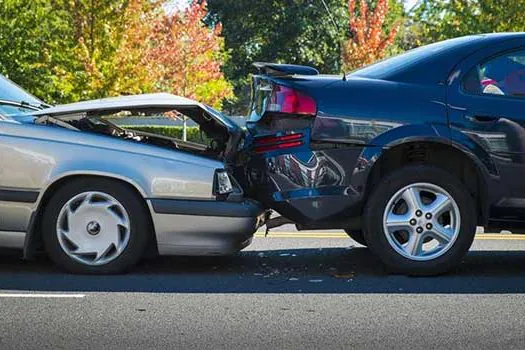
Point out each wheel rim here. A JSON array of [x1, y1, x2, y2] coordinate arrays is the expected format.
[[382, 182, 461, 261], [56, 191, 131, 266]]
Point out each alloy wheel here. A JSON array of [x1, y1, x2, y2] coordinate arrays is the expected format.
[[382, 182, 461, 261]]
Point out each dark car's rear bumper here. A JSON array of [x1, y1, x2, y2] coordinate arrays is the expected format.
[[148, 198, 268, 256], [242, 146, 366, 228]]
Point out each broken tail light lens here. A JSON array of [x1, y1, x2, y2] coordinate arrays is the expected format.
[[254, 133, 304, 153], [267, 85, 317, 116]]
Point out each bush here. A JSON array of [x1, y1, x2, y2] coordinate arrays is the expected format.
[[123, 125, 211, 144]]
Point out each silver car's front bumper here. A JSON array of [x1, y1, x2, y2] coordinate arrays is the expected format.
[[148, 199, 267, 256]]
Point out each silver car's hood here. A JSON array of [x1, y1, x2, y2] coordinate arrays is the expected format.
[[31, 92, 240, 132], [32, 93, 201, 116]]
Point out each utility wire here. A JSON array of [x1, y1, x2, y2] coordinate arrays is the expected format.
[[319, 0, 345, 76], [320, 0, 341, 33]]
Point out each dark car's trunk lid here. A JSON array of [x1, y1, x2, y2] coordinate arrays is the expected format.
[[246, 64, 342, 129]]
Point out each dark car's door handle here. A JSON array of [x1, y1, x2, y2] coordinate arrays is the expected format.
[[465, 114, 499, 123]]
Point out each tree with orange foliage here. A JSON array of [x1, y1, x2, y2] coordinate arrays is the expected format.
[[148, 0, 233, 110], [342, 0, 400, 72]]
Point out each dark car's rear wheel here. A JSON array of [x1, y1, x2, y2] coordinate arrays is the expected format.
[[344, 229, 367, 246], [364, 165, 476, 276], [43, 178, 150, 274]]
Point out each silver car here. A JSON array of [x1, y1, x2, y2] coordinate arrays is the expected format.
[[0, 75, 266, 273]]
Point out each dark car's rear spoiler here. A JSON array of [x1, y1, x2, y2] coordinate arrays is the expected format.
[[253, 62, 319, 77]]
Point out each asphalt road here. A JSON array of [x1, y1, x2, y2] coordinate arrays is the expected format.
[[1, 232, 525, 349]]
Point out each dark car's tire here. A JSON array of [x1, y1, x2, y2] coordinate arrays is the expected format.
[[344, 229, 367, 246], [42, 178, 150, 274], [364, 165, 476, 276]]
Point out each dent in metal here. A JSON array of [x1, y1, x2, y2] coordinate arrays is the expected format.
[[312, 114, 402, 145], [247, 147, 363, 223], [30, 93, 203, 117]]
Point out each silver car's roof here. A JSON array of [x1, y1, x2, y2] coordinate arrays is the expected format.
[[32, 93, 201, 116]]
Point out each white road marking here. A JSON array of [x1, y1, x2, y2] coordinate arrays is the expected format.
[[0, 293, 85, 298]]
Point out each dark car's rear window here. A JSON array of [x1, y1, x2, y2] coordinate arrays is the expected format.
[[349, 36, 483, 80]]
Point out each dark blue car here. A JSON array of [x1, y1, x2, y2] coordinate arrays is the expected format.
[[240, 33, 525, 275]]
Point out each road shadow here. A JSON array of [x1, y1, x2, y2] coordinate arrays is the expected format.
[[0, 247, 525, 294]]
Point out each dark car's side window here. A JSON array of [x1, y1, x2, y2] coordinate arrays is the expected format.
[[462, 49, 525, 99]]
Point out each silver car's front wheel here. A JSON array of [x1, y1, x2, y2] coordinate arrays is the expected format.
[[43, 178, 150, 274], [56, 191, 131, 266], [382, 183, 461, 261]]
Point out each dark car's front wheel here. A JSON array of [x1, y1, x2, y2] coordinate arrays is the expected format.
[[42, 178, 150, 274], [364, 165, 476, 276]]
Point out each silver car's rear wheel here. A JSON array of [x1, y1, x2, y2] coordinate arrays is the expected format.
[[382, 183, 461, 261], [56, 191, 131, 266]]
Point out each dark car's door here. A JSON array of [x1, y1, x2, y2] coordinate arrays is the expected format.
[[447, 39, 525, 227]]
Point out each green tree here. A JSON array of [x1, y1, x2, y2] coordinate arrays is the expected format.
[[0, 0, 233, 109], [0, 0, 77, 103], [206, 0, 347, 114], [0, 0, 160, 103], [410, 0, 525, 47], [206, 0, 405, 114], [61, 0, 162, 100]]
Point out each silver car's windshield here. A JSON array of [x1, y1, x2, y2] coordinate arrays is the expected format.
[[0, 74, 49, 119], [0, 101, 39, 120], [0, 74, 47, 119], [0, 75, 43, 105]]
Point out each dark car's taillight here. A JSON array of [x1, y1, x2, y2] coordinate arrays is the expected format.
[[267, 85, 317, 116], [253, 133, 304, 153]]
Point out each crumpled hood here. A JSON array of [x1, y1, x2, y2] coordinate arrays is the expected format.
[[31, 93, 200, 117]]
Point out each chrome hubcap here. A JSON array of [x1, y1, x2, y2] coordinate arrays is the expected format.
[[56, 191, 131, 266], [382, 183, 461, 261], [86, 221, 101, 235]]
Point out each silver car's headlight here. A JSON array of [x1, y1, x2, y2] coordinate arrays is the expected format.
[[214, 169, 233, 195]]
